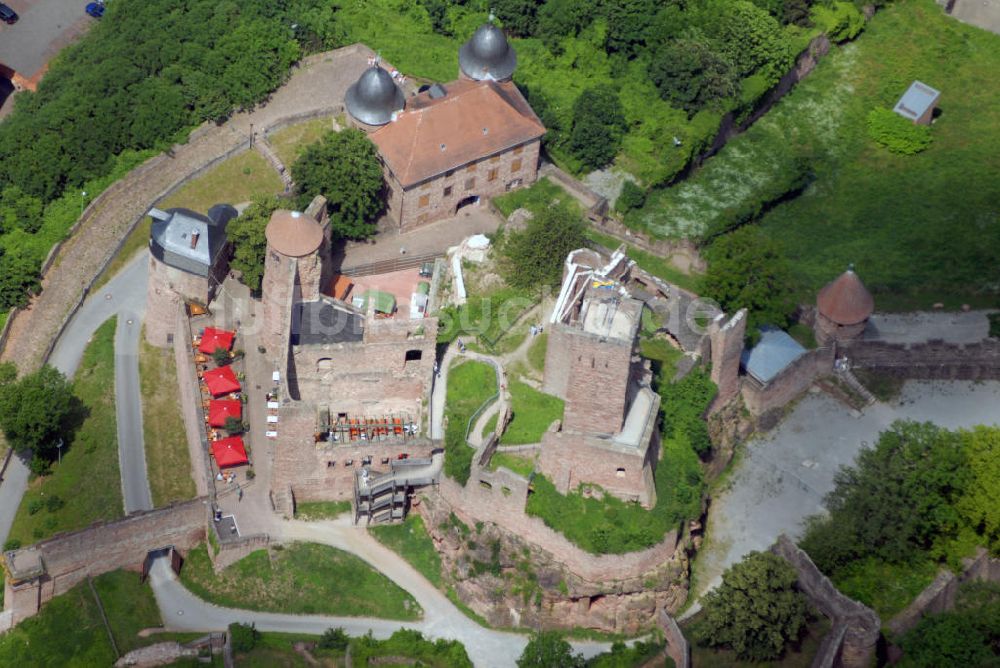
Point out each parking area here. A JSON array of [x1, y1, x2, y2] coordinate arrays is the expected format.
[[0, 0, 94, 95]]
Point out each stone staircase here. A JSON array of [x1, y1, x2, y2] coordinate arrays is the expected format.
[[837, 367, 877, 406], [254, 138, 293, 192]]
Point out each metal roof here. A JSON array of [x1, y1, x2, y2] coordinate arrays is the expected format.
[[291, 301, 365, 345], [741, 327, 807, 385], [893, 80, 940, 121], [459, 23, 517, 81], [149, 205, 235, 277], [345, 66, 405, 126]]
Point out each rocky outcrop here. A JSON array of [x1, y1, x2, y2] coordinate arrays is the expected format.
[[419, 492, 689, 634]]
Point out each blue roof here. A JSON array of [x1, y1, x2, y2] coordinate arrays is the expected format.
[[741, 327, 807, 385], [893, 81, 940, 121]]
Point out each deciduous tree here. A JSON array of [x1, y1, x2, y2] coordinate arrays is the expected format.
[[292, 129, 385, 240], [226, 194, 281, 293], [0, 365, 78, 467], [650, 39, 738, 115], [498, 206, 586, 289], [695, 551, 808, 661], [517, 631, 584, 668]]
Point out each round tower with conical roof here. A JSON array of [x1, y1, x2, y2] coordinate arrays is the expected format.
[[459, 22, 517, 82], [261, 209, 327, 355], [345, 64, 406, 131], [814, 266, 875, 345]]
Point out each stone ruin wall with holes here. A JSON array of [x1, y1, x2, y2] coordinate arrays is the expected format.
[[268, 402, 436, 514], [423, 476, 690, 634]]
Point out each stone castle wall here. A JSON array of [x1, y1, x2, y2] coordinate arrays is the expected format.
[[390, 139, 540, 232], [436, 476, 680, 584], [3, 499, 208, 625], [708, 310, 747, 411], [842, 338, 1000, 380], [145, 254, 213, 347]]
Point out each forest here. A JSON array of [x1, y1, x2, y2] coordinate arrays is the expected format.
[[0, 0, 869, 313]]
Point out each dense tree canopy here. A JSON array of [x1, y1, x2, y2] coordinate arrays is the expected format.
[[898, 582, 1000, 667], [700, 226, 796, 336], [292, 130, 385, 240], [227, 194, 281, 293], [650, 39, 738, 115], [517, 631, 583, 668], [568, 84, 627, 170], [497, 206, 587, 289], [695, 551, 809, 661], [800, 421, 974, 575], [0, 364, 79, 468]]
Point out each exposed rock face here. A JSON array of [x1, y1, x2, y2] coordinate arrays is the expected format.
[[706, 394, 753, 479], [419, 493, 690, 634]]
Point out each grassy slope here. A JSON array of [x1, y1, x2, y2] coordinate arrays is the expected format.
[[634, 0, 1000, 307], [7, 317, 122, 546], [139, 332, 196, 506], [443, 360, 496, 484], [267, 118, 336, 167], [0, 569, 164, 666], [500, 381, 564, 445], [180, 542, 421, 620], [369, 514, 443, 588]]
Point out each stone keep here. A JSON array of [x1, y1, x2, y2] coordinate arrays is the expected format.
[[260, 209, 326, 355], [709, 308, 747, 408]]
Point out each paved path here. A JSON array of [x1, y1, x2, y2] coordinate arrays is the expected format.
[[0, 252, 152, 545], [0, 0, 93, 78], [149, 517, 615, 667], [684, 380, 1000, 619]]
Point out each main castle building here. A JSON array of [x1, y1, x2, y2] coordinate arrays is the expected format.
[[345, 23, 545, 232]]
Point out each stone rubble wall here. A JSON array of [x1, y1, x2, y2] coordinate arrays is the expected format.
[[842, 338, 1000, 380], [741, 347, 835, 417]]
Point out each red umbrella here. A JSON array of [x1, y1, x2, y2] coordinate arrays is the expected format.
[[208, 400, 242, 428], [199, 328, 235, 355], [211, 436, 248, 468], [203, 366, 241, 397]]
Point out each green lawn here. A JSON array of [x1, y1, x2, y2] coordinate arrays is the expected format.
[[526, 332, 548, 373], [0, 569, 165, 666], [91, 570, 164, 654], [494, 178, 578, 219], [639, 338, 685, 384], [293, 500, 352, 521], [526, 435, 703, 555], [500, 381, 564, 445], [179, 542, 421, 620], [267, 118, 336, 168], [832, 556, 939, 619], [139, 333, 196, 507], [95, 149, 284, 292], [443, 360, 497, 485], [7, 317, 122, 546], [488, 451, 536, 478], [632, 0, 1000, 308], [369, 514, 443, 588]]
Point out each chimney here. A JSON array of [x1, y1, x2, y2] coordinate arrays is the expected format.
[[189, 230, 200, 249]]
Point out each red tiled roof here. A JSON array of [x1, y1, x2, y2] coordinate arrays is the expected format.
[[371, 79, 545, 188], [266, 210, 324, 257], [817, 270, 874, 325]]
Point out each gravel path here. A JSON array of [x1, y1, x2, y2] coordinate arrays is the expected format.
[[685, 380, 1000, 618]]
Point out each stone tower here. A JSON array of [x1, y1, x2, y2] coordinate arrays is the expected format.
[[709, 308, 747, 409], [260, 209, 325, 356], [814, 268, 874, 346]]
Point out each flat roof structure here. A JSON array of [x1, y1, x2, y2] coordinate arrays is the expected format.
[[893, 80, 940, 122], [292, 301, 365, 346], [741, 327, 808, 385], [582, 294, 642, 342]]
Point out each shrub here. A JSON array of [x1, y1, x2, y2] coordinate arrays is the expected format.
[[211, 348, 231, 366], [224, 416, 245, 435], [812, 1, 865, 43], [228, 623, 258, 653], [318, 627, 349, 650], [695, 551, 808, 661], [867, 107, 933, 155], [44, 495, 65, 513], [27, 499, 43, 516], [616, 181, 647, 214], [497, 206, 587, 289], [660, 368, 717, 456], [4, 538, 22, 551]]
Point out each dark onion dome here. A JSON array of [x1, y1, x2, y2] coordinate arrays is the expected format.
[[459, 23, 517, 81], [817, 268, 875, 326], [345, 66, 405, 126]]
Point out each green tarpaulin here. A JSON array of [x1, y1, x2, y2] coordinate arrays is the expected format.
[[362, 290, 396, 314]]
